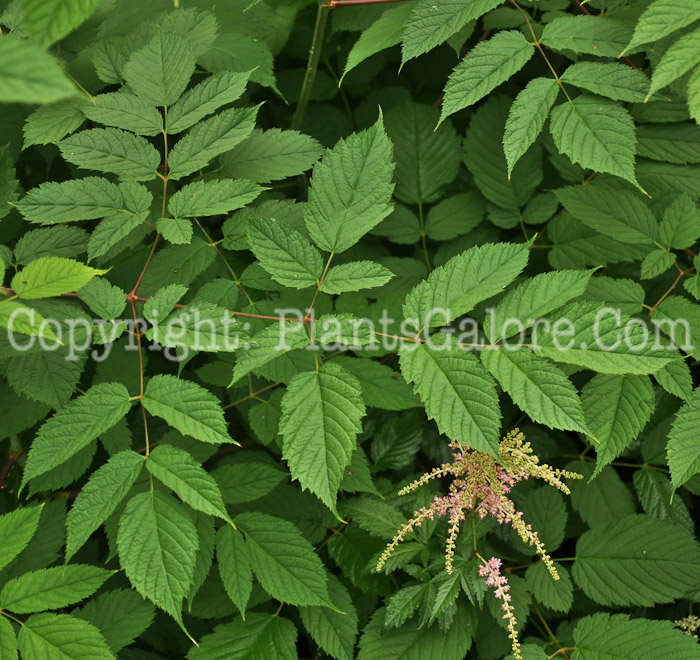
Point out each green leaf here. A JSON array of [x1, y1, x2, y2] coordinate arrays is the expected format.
[[188, 613, 297, 660], [573, 612, 700, 660], [503, 77, 559, 177], [23, 0, 100, 46], [424, 192, 485, 241], [247, 217, 323, 289], [144, 285, 188, 323], [23, 99, 86, 148], [220, 128, 324, 183], [0, 505, 43, 572], [487, 268, 597, 342], [640, 248, 675, 279], [230, 321, 310, 386], [648, 27, 700, 100], [142, 374, 234, 445], [0, 565, 113, 614], [78, 277, 126, 320], [0, 300, 60, 343], [66, 450, 144, 561], [401, 0, 499, 65], [213, 462, 286, 504], [21, 383, 132, 487], [654, 359, 693, 400], [541, 15, 632, 58], [573, 515, 700, 606], [0, 36, 75, 104], [624, 0, 700, 54], [668, 387, 700, 488], [440, 31, 534, 124], [638, 123, 700, 165], [481, 348, 589, 435], [88, 215, 143, 261], [340, 497, 406, 539], [117, 491, 198, 625], [560, 62, 650, 103], [74, 589, 155, 654], [18, 613, 113, 660], [403, 241, 529, 330], [582, 375, 655, 475], [216, 526, 252, 617], [320, 261, 394, 294], [300, 575, 358, 660], [11, 257, 105, 299], [167, 105, 259, 180], [399, 335, 501, 456], [16, 177, 125, 225], [168, 179, 262, 218], [525, 562, 573, 613], [549, 95, 642, 191], [145, 444, 231, 523], [634, 469, 694, 534], [235, 511, 331, 607], [81, 92, 163, 136], [123, 31, 196, 107], [305, 116, 395, 254], [554, 181, 657, 245], [168, 70, 251, 134], [0, 617, 17, 660], [157, 217, 193, 245], [280, 362, 366, 513], [658, 193, 700, 249]]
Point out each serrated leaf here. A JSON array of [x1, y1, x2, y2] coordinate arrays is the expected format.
[[340, 497, 405, 539], [634, 469, 694, 533], [561, 62, 649, 103], [146, 444, 231, 523], [216, 526, 252, 617], [641, 248, 675, 279], [668, 387, 700, 488], [0, 505, 43, 572], [66, 450, 144, 561], [280, 362, 366, 512], [541, 15, 632, 58], [247, 217, 323, 289], [400, 335, 501, 456], [0, 300, 60, 343], [143, 284, 188, 323], [18, 613, 113, 660], [0, 36, 75, 104], [168, 70, 251, 134], [15, 226, 88, 265], [549, 95, 642, 191], [21, 383, 132, 487], [23, 0, 100, 46], [88, 215, 143, 261], [12, 257, 105, 299], [654, 359, 693, 400], [503, 77, 559, 176], [117, 490, 198, 625], [424, 192, 485, 241], [0, 565, 112, 614], [235, 511, 331, 607], [320, 261, 393, 294], [305, 116, 395, 253], [81, 92, 163, 136], [648, 26, 700, 100], [220, 128, 324, 183], [78, 277, 127, 320], [573, 515, 700, 606], [123, 31, 196, 107], [142, 374, 234, 445], [440, 31, 534, 124], [481, 348, 589, 435], [168, 179, 262, 218], [658, 193, 700, 249], [0, 616, 17, 660], [403, 241, 529, 330], [157, 216, 193, 245], [525, 562, 573, 613], [213, 462, 286, 504], [624, 0, 700, 54], [167, 105, 259, 180], [23, 99, 85, 148]]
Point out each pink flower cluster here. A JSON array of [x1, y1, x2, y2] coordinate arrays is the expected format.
[[478, 557, 520, 659]]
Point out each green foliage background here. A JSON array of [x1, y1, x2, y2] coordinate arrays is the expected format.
[[1, 0, 700, 658]]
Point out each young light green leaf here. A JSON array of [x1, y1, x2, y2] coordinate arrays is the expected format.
[[440, 31, 535, 124], [220, 128, 324, 183], [503, 77, 559, 177], [23, 0, 100, 46], [66, 450, 144, 561], [146, 444, 231, 523], [81, 93, 163, 136], [247, 217, 323, 289], [12, 257, 106, 299], [320, 261, 394, 294], [305, 116, 395, 254], [400, 336, 501, 457], [549, 95, 642, 192], [167, 105, 259, 180], [21, 383, 132, 487], [668, 387, 700, 489], [142, 374, 234, 445], [168, 70, 251, 134], [481, 348, 589, 436], [123, 31, 196, 106], [280, 362, 366, 513], [216, 526, 252, 617], [168, 179, 262, 218], [0, 300, 60, 343], [0, 565, 113, 614], [0, 505, 43, 572], [235, 511, 331, 607], [582, 374, 655, 475], [560, 62, 649, 103], [18, 613, 113, 660], [117, 491, 199, 625]]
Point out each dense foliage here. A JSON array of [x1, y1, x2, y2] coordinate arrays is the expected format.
[[1, 0, 700, 658]]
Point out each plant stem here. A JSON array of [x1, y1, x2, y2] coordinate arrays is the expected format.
[[291, 1, 330, 131]]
